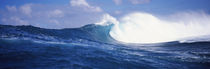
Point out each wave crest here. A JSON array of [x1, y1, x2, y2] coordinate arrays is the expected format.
[[109, 12, 210, 43]]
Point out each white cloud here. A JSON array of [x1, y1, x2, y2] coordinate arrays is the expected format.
[[128, 0, 150, 4], [49, 19, 60, 25], [114, 10, 122, 14], [6, 6, 17, 12], [88, 6, 102, 12], [70, 0, 89, 7], [11, 17, 28, 25], [20, 4, 32, 16], [113, 0, 122, 5], [1, 3, 103, 29], [70, 0, 102, 12], [112, 0, 151, 5], [49, 9, 64, 18], [1, 16, 28, 25]]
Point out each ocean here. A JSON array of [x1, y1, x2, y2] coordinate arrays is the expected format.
[[0, 24, 210, 69]]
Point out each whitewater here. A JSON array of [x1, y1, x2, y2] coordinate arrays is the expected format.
[[96, 12, 210, 43]]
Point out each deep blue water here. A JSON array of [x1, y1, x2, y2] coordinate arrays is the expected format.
[[0, 24, 210, 69]]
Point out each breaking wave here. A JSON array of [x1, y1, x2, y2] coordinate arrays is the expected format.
[[105, 12, 210, 43], [1, 12, 210, 44]]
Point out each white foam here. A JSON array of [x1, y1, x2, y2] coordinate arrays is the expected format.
[[95, 14, 119, 26], [109, 12, 210, 43]]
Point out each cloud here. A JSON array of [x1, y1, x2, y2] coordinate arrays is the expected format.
[[6, 6, 17, 12], [70, 0, 89, 7], [1, 16, 28, 25], [128, 0, 151, 4], [70, 0, 102, 12], [114, 10, 122, 14], [113, 0, 122, 5], [49, 19, 60, 25], [1, 5, 30, 26], [48, 9, 64, 18], [20, 4, 32, 16], [0, 3, 104, 29], [112, 0, 151, 5], [0, 0, 105, 29]]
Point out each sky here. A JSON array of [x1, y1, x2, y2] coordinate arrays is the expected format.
[[0, 0, 210, 29]]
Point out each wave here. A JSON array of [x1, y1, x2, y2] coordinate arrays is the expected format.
[[0, 24, 115, 44], [1, 12, 210, 44], [108, 12, 210, 43]]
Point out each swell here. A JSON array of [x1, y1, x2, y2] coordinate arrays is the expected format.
[[0, 24, 116, 44]]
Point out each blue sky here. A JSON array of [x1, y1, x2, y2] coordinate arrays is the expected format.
[[0, 0, 210, 29]]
